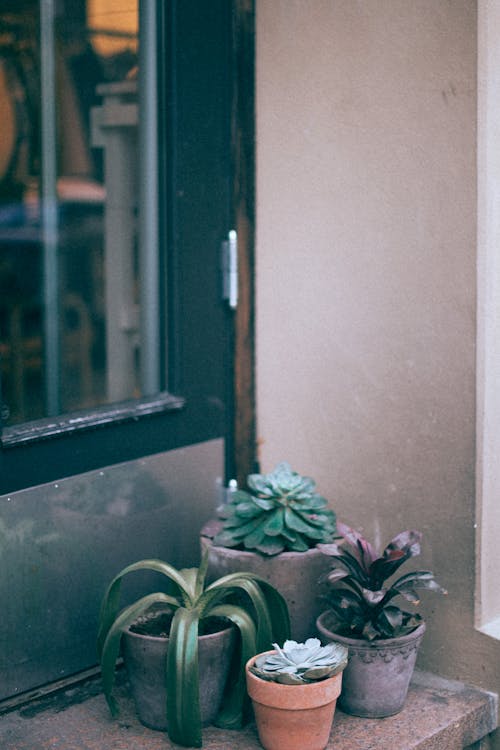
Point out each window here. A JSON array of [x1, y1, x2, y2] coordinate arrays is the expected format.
[[0, 0, 238, 494], [0, 1, 167, 430]]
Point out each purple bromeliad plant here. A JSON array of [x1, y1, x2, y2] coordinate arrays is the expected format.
[[318, 522, 447, 640]]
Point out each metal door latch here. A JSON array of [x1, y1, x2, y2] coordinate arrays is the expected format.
[[222, 230, 238, 309]]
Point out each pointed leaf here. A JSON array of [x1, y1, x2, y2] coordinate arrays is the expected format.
[[97, 559, 189, 657], [166, 607, 202, 747], [360, 587, 386, 605], [194, 551, 209, 600], [209, 604, 256, 729], [375, 605, 403, 638], [337, 522, 378, 568], [99, 592, 174, 716], [203, 573, 290, 651]]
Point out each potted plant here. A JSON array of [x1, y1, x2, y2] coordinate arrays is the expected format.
[[246, 637, 348, 750], [97, 551, 290, 748], [201, 462, 337, 640], [316, 522, 447, 717]]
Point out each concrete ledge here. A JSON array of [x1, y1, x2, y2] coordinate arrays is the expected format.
[[1, 669, 497, 750]]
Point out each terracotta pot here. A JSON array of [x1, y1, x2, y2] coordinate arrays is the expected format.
[[316, 610, 426, 717], [245, 651, 343, 750], [201, 532, 331, 641], [122, 614, 236, 730]]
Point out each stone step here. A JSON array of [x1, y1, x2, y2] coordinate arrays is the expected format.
[[1, 669, 497, 750]]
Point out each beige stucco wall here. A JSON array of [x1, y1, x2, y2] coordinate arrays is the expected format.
[[256, 0, 500, 703]]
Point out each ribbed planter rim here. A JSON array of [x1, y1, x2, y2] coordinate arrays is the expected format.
[[316, 610, 427, 648]]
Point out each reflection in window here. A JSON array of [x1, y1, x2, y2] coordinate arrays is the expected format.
[[0, 1, 143, 426]]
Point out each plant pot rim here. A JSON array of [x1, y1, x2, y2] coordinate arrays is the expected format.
[[125, 615, 234, 643], [203, 538, 326, 560], [316, 610, 426, 647], [245, 650, 344, 708]]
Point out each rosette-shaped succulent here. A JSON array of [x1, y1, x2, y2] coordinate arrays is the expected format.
[[214, 462, 336, 555], [250, 638, 348, 685]]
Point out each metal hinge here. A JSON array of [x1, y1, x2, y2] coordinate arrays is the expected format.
[[222, 230, 238, 309]]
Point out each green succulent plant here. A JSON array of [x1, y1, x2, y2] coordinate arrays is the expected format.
[[249, 637, 348, 685], [318, 522, 447, 641], [97, 551, 290, 748], [213, 462, 336, 555]]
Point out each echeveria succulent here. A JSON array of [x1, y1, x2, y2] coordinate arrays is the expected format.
[[214, 462, 336, 555], [250, 638, 348, 685], [318, 522, 447, 641]]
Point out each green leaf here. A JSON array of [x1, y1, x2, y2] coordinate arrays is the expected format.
[[286, 534, 310, 552], [284, 506, 314, 535], [222, 514, 264, 536], [99, 592, 174, 716], [212, 529, 243, 547], [262, 508, 285, 536], [97, 558, 188, 658], [290, 496, 329, 511], [251, 496, 279, 511], [233, 501, 262, 519], [194, 551, 209, 601], [209, 604, 256, 729], [254, 536, 286, 555], [178, 567, 200, 605], [243, 525, 267, 550], [229, 490, 255, 504], [166, 607, 202, 748]]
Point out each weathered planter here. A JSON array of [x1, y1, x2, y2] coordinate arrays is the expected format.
[[201, 531, 331, 641], [316, 610, 426, 717], [122, 613, 236, 730], [245, 651, 343, 750]]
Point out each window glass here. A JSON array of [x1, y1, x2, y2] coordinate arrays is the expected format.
[[0, 1, 142, 426]]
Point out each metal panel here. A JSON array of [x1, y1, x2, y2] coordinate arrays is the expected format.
[[0, 439, 223, 701]]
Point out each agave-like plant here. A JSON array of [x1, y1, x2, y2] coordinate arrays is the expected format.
[[250, 637, 348, 685], [213, 462, 336, 555], [318, 522, 447, 640], [97, 551, 290, 748]]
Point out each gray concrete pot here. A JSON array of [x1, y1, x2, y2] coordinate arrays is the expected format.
[[122, 615, 236, 731], [201, 533, 331, 642], [316, 610, 426, 718]]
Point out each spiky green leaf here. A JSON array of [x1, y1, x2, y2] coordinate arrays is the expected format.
[[100, 593, 174, 716], [166, 607, 202, 747], [209, 605, 256, 729]]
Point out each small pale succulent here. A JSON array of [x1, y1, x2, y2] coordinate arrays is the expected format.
[[250, 638, 348, 685], [213, 462, 336, 555]]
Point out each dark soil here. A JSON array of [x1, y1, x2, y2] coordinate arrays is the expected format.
[[129, 610, 231, 638]]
